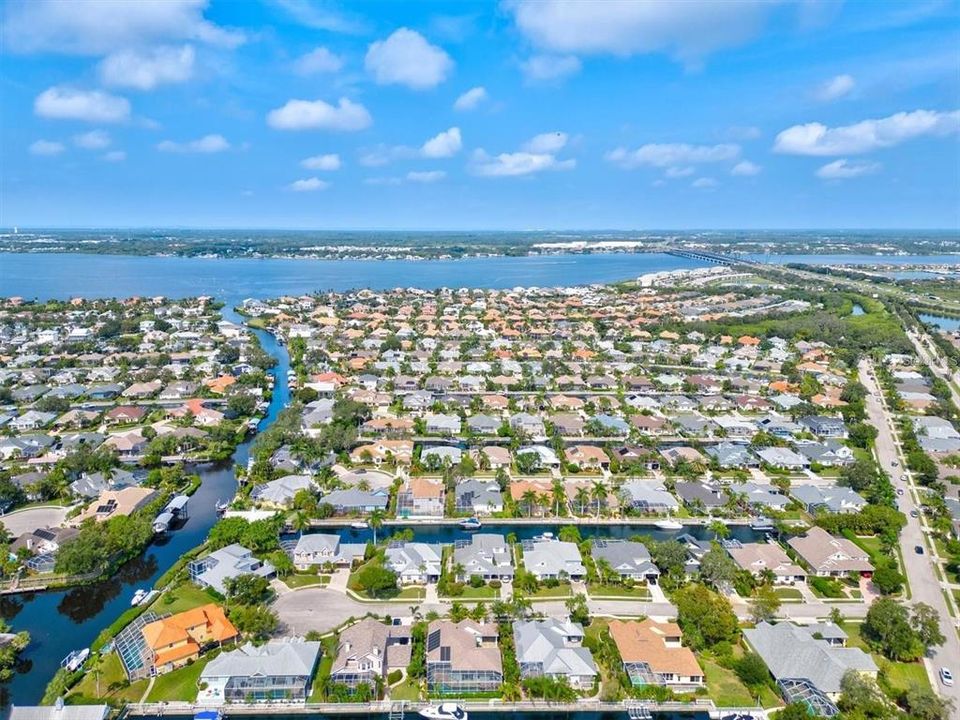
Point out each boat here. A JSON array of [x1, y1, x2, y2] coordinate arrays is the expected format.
[[709, 712, 766, 720], [655, 519, 683, 530], [61, 648, 90, 672], [419, 703, 467, 720], [531, 531, 555, 542], [194, 711, 223, 720], [750, 517, 775, 532], [459, 517, 482, 530], [350, 521, 369, 529], [130, 589, 148, 607], [215, 499, 229, 515]]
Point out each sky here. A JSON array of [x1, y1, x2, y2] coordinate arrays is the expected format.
[[2, 0, 959, 231]]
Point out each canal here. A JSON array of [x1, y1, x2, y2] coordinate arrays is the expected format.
[[0, 309, 291, 705]]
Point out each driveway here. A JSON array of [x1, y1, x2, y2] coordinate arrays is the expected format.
[[0, 506, 70, 537]]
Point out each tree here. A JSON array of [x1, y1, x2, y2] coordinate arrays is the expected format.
[[565, 593, 589, 626], [733, 652, 770, 690], [862, 597, 922, 661], [904, 684, 955, 720], [911, 602, 946, 651], [268, 551, 294, 578], [749, 585, 781, 624], [869, 563, 904, 595], [224, 574, 274, 606], [699, 546, 738, 591], [228, 604, 278, 639], [838, 458, 878, 493], [369, 509, 385, 544], [837, 671, 886, 717], [773, 703, 821, 720], [354, 564, 398, 598], [708, 520, 729, 541], [673, 583, 739, 650]]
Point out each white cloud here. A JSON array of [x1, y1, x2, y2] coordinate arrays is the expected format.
[[606, 143, 740, 169], [421, 127, 462, 158], [365, 28, 453, 90], [3, 0, 243, 54], [365, 176, 403, 186], [520, 54, 581, 83], [692, 177, 718, 189], [359, 144, 414, 167], [510, 0, 774, 66], [29, 140, 65, 156], [103, 150, 126, 162], [157, 133, 230, 153], [270, 0, 365, 33], [814, 73, 855, 102], [522, 132, 568, 154], [301, 153, 341, 170], [99, 45, 195, 90], [470, 149, 575, 177], [664, 166, 695, 178], [454, 86, 488, 111], [294, 47, 344, 75], [267, 97, 372, 132], [815, 158, 881, 179], [289, 177, 330, 191], [730, 160, 762, 176], [74, 130, 111, 150], [774, 109, 960, 155], [407, 170, 446, 183], [34, 87, 130, 123]]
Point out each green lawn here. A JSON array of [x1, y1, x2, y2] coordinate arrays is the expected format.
[[773, 587, 803, 601], [391, 678, 422, 701], [530, 585, 573, 599], [146, 656, 211, 702], [450, 585, 500, 600], [283, 573, 331, 589], [151, 583, 218, 615], [67, 652, 149, 704], [702, 651, 781, 709], [308, 635, 339, 702], [587, 584, 652, 599], [841, 621, 931, 694]]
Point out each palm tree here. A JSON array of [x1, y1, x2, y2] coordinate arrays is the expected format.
[[709, 520, 729, 541], [591, 480, 607, 518], [521, 489, 538, 517], [551, 479, 566, 517], [369, 508, 385, 544], [574, 487, 590, 516], [595, 557, 614, 586], [291, 510, 311, 536]]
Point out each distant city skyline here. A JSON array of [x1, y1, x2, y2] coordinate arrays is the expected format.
[[2, 0, 959, 230]]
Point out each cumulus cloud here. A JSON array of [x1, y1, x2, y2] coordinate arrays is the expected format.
[[774, 109, 960, 155], [99, 45, 195, 90], [3, 0, 243, 54], [103, 150, 126, 162], [814, 73, 855, 102], [421, 127, 462, 158], [509, 0, 774, 66], [294, 46, 344, 75], [520, 54, 581, 83], [157, 133, 230, 153], [606, 143, 740, 169], [522, 132, 568, 154], [692, 177, 718, 189], [454, 86, 488, 111], [267, 97, 372, 131], [29, 139, 65, 156], [301, 153, 341, 170], [34, 87, 130, 123], [731, 160, 762, 176], [664, 166, 695, 178], [271, 0, 365, 34], [289, 177, 330, 191], [73, 130, 111, 150], [407, 170, 446, 183], [365, 28, 453, 90], [815, 158, 881, 179]]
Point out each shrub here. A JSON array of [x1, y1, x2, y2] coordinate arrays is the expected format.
[[489, 579, 502, 589], [469, 574, 484, 588], [387, 670, 403, 685], [810, 576, 844, 598]]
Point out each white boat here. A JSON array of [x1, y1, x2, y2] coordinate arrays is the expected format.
[[655, 519, 683, 530], [709, 712, 766, 720], [350, 521, 369, 530], [130, 589, 147, 607], [61, 648, 90, 672], [419, 703, 467, 720], [459, 517, 482, 530], [215, 499, 229, 514]]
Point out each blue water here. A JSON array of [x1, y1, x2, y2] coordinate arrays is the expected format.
[[744, 253, 960, 266], [920, 313, 960, 332]]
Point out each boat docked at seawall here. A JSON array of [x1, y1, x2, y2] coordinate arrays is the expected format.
[[419, 703, 467, 720], [709, 711, 767, 720], [350, 520, 369, 529], [194, 710, 223, 720], [459, 517, 482, 530], [655, 519, 683, 530], [60, 648, 89, 672], [130, 589, 147, 607]]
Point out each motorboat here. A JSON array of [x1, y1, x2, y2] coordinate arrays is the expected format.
[[459, 517, 482, 530], [350, 521, 369, 530], [655, 519, 683, 530], [194, 711, 223, 720], [130, 588, 148, 607], [750, 517, 775, 532], [709, 712, 766, 720], [215, 499, 229, 515], [419, 703, 467, 720], [61, 648, 90, 672], [531, 531, 555, 542]]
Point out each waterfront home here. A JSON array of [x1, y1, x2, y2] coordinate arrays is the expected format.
[[454, 479, 504, 515], [251, 474, 316, 508], [421, 446, 463, 467], [9, 410, 57, 432], [473, 445, 511, 470], [510, 413, 546, 438], [564, 445, 611, 471], [292, 534, 366, 571], [608, 619, 704, 689], [755, 446, 810, 470], [329, 617, 412, 689], [744, 621, 877, 717], [141, 603, 238, 675], [619, 481, 680, 513], [788, 527, 873, 578], [70, 468, 140, 498], [10, 701, 109, 720], [198, 639, 321, 704], [396, 477, 444, 518], [349, 440, 413, 466], [385, 541, 443, 584], [188, 543, 277, 594], [522, 539, 586, 581], [791, 485, 867, 514], [515, 445, 561, 471], [674, 482, 726, 513], [514, 618, 598, 688], [590, 539, 660, 584], [69, 487, 157, 525], [726, 542, 807, 584], [425, 413, 462, 436], [453, 534, 515, 582], [10, 526, 79, 559], [736, 482, 790, 512], [467, 414, 501, 435], [796, 441, 854, 467], [318, 487, 389, 515], [105, 406, 147, 425], [425, 620, 503, 694], [101, 429, 149, 458]]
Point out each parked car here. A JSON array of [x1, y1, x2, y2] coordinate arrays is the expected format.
[[896, 488, 903, 496], [940, 667, 953, 686], [915, 545, 924, 555], [911, 509, 920, 518]]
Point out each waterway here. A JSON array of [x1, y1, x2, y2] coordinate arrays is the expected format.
[[919, 313, 960, 332]]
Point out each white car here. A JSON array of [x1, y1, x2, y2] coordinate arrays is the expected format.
[[940, 667, 954, 686]]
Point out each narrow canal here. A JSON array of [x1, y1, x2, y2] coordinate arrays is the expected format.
[[0, 310, 291, 706]]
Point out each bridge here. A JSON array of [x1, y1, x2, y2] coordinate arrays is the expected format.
[[665, 248, 741, 265]]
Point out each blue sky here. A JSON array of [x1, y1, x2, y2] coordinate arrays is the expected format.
[[2, 0, 959, 230]]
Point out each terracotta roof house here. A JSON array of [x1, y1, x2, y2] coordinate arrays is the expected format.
[[564, 445, 611, 470], [141, 603, 238, 675], [609, 619, 704, 689], [349, 440, 413, 465], [396, 477, 444, 518]]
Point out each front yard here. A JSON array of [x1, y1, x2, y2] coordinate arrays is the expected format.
[[283, 573, 332, 589], [841, 621, 931, 694], [587, 583, 652, 599]]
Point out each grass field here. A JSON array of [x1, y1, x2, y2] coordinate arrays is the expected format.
[[841, 621, 931, 694], [773, 587, 803, 601], [308, 635, 339, 702], [587, 584, 651, 599], [68, 653, 149, 704], [530, 585, 573, 599], [284, 573, 331, 589], [701, 649, 781, 709], [448, 585, 499, 599], [146, 656, 211, 702], [152, 583, 218, 615], [391, 678, 421, 701]]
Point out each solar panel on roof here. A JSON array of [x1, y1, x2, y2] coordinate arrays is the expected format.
[[427, 630, 441, 652], [439, 646, 451, 662]]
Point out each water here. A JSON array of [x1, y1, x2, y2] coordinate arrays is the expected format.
[[920, 313, 960, 332], [743, 253, 960, 266], [851, 304, 865, 316]]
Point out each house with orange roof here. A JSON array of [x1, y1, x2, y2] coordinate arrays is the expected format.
[[349, 440, 413, 466], [169, 398, 225, 426], [608, 619, 704, 689], [564, 445, 611, 470], [738, 335, 761, 346], [141, 603, 238, 675], [204, 375, 236, 395], [396, 477, 444, 518]]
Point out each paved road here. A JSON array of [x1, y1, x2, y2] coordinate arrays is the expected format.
[[908, 328, 960, 408], [861, 358, 960, 705], [0, 506, 70, 537]]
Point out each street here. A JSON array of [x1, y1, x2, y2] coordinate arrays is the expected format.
[[861, 358, 960, 705]]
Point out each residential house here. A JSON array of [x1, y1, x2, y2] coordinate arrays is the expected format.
[[608, 619, 705, 689], [188, 544, 277, 594], [385, 542, 443, 584], [791, 485, 867, 515], [319, 488, 389, 515], [726, 542, 806, 584], [292, 534, 366, 571], [396, 477, 444, 518], [591, 539, 660, 584], [799, 416, 848, 439], [619, 481, 680, 513], [455, 479, 504, 515], [251, 474, 316, 508], [522, 539, 586, 581], [788, 527, 873, 578], [453, 534, 515, 582], [141, 604, 238, 675], [425, 620, 502, 694], [329, 618, 412, 689], [755, 446, 810, 470], [514, 618, 598, 688], [198, 639, 321, 704]]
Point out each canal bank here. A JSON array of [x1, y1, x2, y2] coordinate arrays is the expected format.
[[0, 311, 291, 706]]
